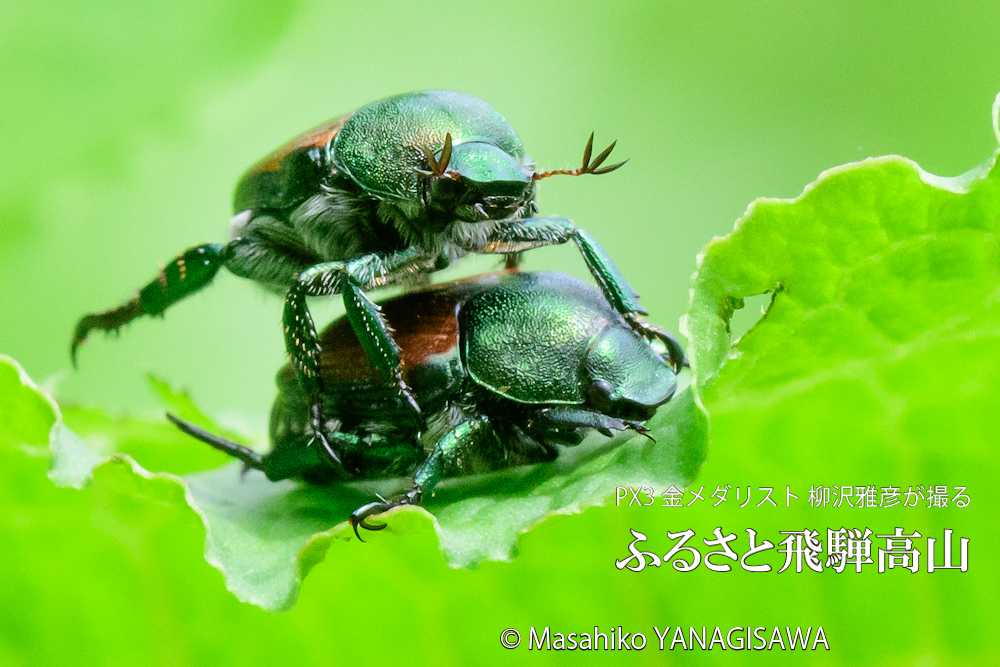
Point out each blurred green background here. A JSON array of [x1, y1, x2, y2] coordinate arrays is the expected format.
[[1, 0, 998, 664]]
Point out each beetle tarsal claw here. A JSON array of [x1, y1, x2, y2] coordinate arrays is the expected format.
[[349, 501, 394, 540], [624, 314, 688, 373], [626, 421, 655, 443]]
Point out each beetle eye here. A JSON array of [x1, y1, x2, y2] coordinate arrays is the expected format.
[[586, 379, 615, 410]]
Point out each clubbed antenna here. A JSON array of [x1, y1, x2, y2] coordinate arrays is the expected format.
[[419, 132, 454, 177], [532, 132, 629, 181]]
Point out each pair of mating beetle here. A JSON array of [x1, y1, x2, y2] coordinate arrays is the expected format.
[[72, 90, 685, 536]]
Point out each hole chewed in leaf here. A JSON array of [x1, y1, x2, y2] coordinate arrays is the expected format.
[[728, 288, 782, 344]]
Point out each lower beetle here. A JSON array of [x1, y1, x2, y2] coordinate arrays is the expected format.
[[168, 271, 680, 537]]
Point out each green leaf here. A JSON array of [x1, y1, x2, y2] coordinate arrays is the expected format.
[[0, 354, 707, 612], [684, 95, 1000, 394], [0, 355, 58, 453], [684, 147, 1000, 401], [674, 103, 1000, 659]]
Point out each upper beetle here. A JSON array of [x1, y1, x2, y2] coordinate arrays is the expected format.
[[72, 90, 684, 462], [166, 271, 681, 538]]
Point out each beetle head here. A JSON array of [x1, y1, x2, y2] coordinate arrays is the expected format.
[[584, 325, 677, 421], [420, 138, 535, 221]]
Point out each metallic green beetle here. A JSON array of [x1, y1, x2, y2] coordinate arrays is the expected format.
[[167, 271, 680, 538], [73, 90, 682, 462]]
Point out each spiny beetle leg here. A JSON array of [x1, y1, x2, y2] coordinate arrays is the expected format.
[[468, 217, 646, 323], [570, 227, 645, 316], [341, 281, 400, 384], [71, 299, 143, 366], [537, 410, 657, 446], [537, 407, 630, 438], [282, 283, 322, 387], [351, 418, 499, 541], [413, 416, 498, 491], [168, 412, 345, 481], [284, 251, 431, 438], [282, 283, 346, 465], [71, 243, 226, 365], [531, 222, 688, 364], [342, 280, 422, 425]]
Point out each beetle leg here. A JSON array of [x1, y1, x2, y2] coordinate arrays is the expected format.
[[533, 407, 632, 438], [464, 217, 686, 352], [533, 409, 655, 445], [341, 281, 418, 417], [166, 412, 265, 469], [167, 412, 353, 480], [71, 243, 226, 365], [465, 216, 687, 370], [466, 217, 644, 314], [282, 249, 437, 457], [349, 416, 499, 540], [415, 416, 494, 488], [282, 285, 340, 461]]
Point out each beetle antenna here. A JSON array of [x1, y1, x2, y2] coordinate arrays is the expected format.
[[581, 132, 594, 170], [420, 145, 439, 175], [417, 133, 454, 178], [437, 132, 453, 176], [532, 132, 628, 181]]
